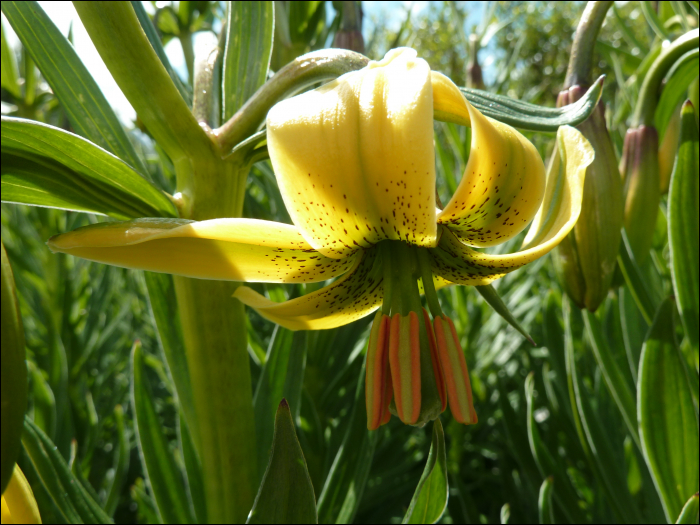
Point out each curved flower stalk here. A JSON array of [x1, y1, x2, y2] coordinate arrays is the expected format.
[[48, 49, 594, 430]]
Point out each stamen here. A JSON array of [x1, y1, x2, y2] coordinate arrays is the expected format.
[[423, 308, 447, 412], [434, 315, 477, 425], [365, 311, 392, 430], [389, 312, 421, 425]]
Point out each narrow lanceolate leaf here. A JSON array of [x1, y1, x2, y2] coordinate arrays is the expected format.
[[74, 2, 211, 163], [143, 272, 196, 442], [583, 311, 639, 450], [253, 327, 307, 484], [1, 19, 20, 98], [476, 285, 534, 344], [317, 362, 377, 525], [668, 101, 699, 352], [676, 493, 699, 524], [103, 405, 129, 518], [223, 1, 274, 120], [2, 1, 149, 176], [455, 75, 604, 131], [1, 118, 177, 219], [538, 477, 555, 525], [617, 229, 661, 325], [655, 50, 699, 141], [21, 417, 112, 524], [402, 419, 448, 524], [130, 1, 192, 106], [247, 400, 317, 524], [1, 243, 26, 494], [131, 342, 195, 525], [638, 298, 699, 523]]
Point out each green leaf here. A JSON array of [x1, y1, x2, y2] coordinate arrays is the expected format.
[[131, 1, 192, 107], [525, 372, 585, 524], [583, 311, 640, 450], [538, 477, 555, 525], [638, 298, 699, 523], [247, 399, 318, 524], [21, 416, 112, 524], [564, 299, 642, 523], [131, 341, 195, 524], [179, 413, 207, 524], [223, 1, 274, 120], [74, 2, 211, 163], [656, 50, 699, 141], [143, 272, 196, 440], [1, 19, 20, 98], [668, 101, 699, 352], [676, 493, 700, 524], [2, 1, 149, 177], [253, 326, 307, 483], [1, 118, 177, 219], [476, 284, 535, 345], [619, 287, 649, 382], [103, 405, 130, 518], [617, 228, 661, 325], [316, 362, 376, 525], [455, 75, 604, 131], [402, 419, 448, 524], [1, 243, 26, 494], [641, 1, 672, 40]]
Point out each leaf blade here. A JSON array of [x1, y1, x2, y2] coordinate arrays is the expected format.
[[402, 419, 448, 524], [2, 0, 149, 177], [638, 298, 699, 522], [247, 399, 317, 524], [1, 118, 177, 219]]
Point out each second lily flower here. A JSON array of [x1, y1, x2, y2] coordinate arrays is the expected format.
[[48, 48, 594, 430]]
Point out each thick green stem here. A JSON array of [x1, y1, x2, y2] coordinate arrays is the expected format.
[[215, 49, 369, 155], [564, 1, 613, 89], [74, 2, 212, 165], [173, 278, 256, 524], [633, 29, 699, 127], [180, 31, 195, 86]]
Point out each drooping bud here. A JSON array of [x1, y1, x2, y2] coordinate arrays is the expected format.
[[620, 126, 661, 263], [466, 33, 485, 90], [658, 107, 681, 194], [433, 316, 477, 425], [552, 86, 624, 311], [332, 1, 365, 54], [365, 311, 392, 430]]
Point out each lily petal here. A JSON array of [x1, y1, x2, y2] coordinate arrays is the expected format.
[[48, 218, 355, 283], [233, 249, 383, 330], [433, 72, 546, 247], [267, 48, 437, 259], [431, 126, 593, 285]]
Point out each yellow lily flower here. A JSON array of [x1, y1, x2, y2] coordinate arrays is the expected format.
[[48, 48, 593, 429], [1, 466, 41, 524]]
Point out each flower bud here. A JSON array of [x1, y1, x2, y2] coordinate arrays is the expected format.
[[619, 125, 661, 263], [658, 108, 680, 194], [466, 34, 485, 90], [552, 86, 624, 311]]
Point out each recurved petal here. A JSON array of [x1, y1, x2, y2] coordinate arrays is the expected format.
[[431, 126, 593, 285], [233, 249, 383, 330], [433, 72, 546, 247], [48, 218, 356, 283], [267, 48, 437, 259]]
